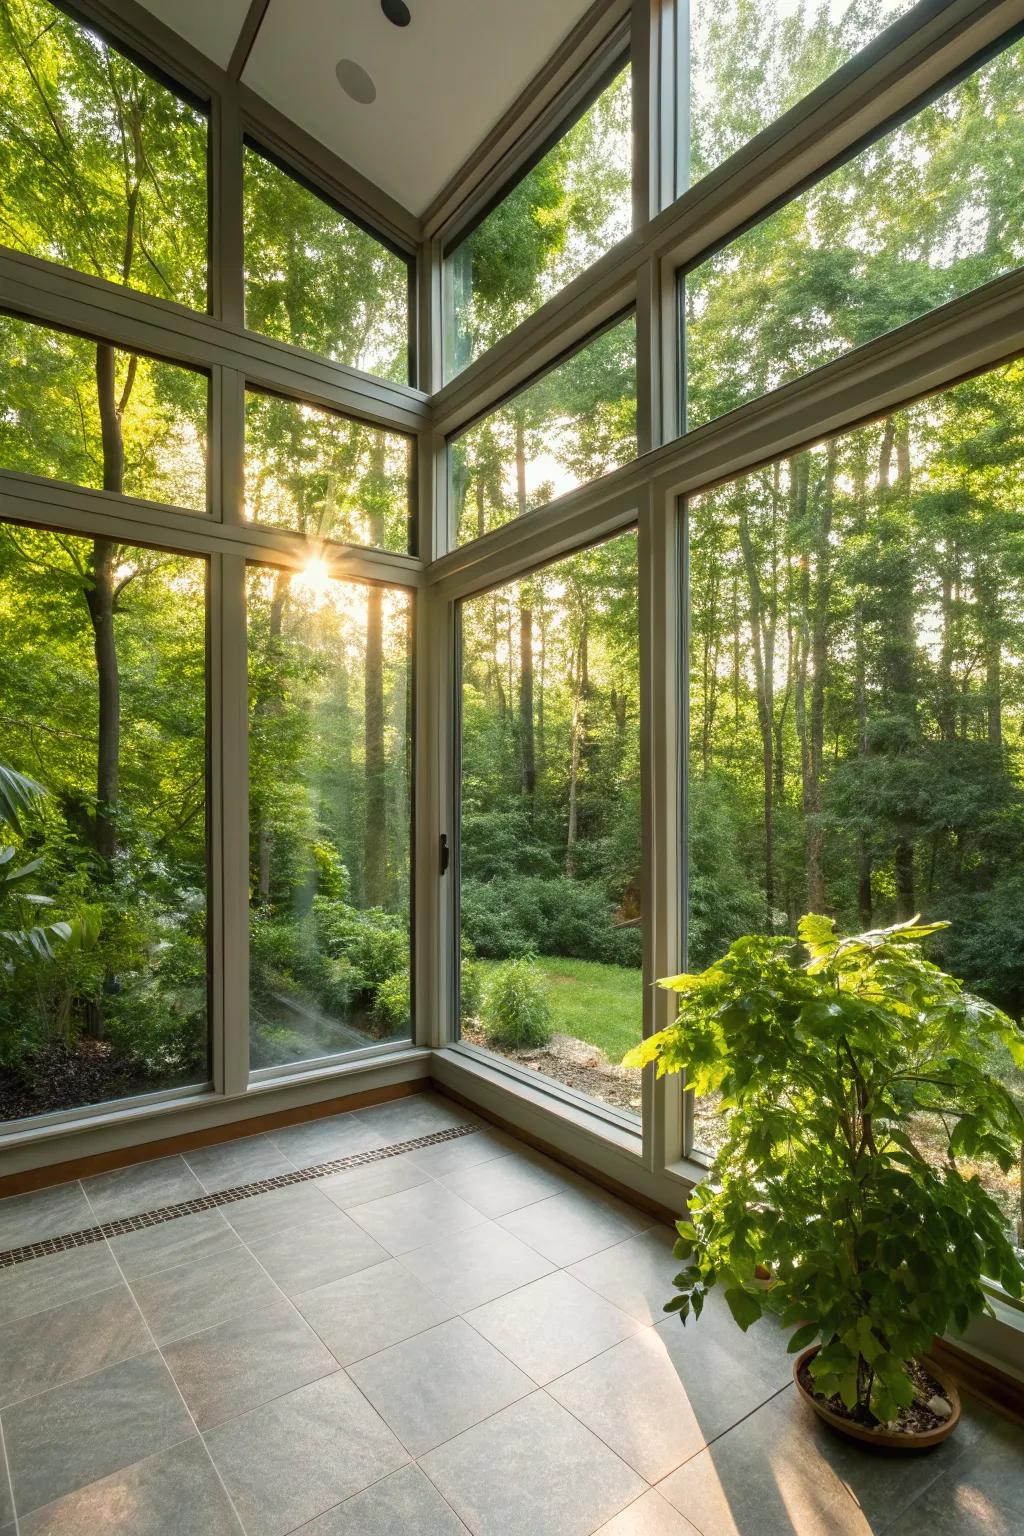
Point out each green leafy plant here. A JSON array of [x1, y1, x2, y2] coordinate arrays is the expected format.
[[0, 763, 93, 967], [624, 915, 1024, 1427], [482, 956, 553, 1050]]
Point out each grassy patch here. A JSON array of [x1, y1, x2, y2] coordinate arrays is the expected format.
[[477, 956, 643, 1061]]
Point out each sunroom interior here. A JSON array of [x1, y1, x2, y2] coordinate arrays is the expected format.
[[1, 0, 1023, 1532]]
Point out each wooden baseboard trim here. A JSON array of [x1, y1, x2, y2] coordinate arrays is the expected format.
[[0, 1080, 424, 1198], [928, 1338, 1024, 1427]]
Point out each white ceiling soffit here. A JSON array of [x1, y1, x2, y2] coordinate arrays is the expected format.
[[242, 0, 597, 217], [132, 0, 253, 71]]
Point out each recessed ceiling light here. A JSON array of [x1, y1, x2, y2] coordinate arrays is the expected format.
[[381, 0, 411, 24], [335, 58, 376, 104]]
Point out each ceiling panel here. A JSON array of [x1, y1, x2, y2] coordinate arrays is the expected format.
[[133, 0, 252, 70], [242, 0, 596, 217]]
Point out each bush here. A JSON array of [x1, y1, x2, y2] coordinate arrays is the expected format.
[[481, 957, 552, 1050], [460, 958, 484, 1023], [461, 876, 642, 966], [373, 970, 411, 1034]]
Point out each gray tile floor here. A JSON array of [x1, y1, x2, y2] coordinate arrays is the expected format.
[[0, 1090, 1022, 1535]]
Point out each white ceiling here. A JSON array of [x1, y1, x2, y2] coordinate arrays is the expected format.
[[135, 0, 253, 71], [133, 0, 596, 217]]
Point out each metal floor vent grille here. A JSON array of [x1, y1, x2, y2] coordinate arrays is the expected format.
[[0, 1121, 478, 1268]]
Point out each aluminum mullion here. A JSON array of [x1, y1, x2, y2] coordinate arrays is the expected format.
[[0, 253, 430, 434], [217, 552, 250, 1096]]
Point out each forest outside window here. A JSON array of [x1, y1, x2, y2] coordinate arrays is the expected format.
[[458, 532, 641, 1122], [683, 0, 914, 190], [444, 64, 631, 381], [244, 390, 413, 554], [243, 144, 411, 385], [683, 35, 1024, 430], [450, 314, 637, 546], [0, 524, 209, 1124], [248, 564, 413, 1072], [0, 313, 208, 512], [0, 0, 208, 309], [686, 358, 1024, 1242]]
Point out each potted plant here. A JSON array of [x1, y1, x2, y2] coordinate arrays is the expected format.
[[624, 915, 1024, 1446]]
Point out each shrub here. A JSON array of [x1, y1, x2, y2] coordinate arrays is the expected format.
[[461, 876, 642, 966], [481, 957, 552, 1050], [460, 958, 484, 1023], [373, 970, 411, 1034]]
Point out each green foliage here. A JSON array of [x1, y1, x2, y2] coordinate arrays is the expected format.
[[460, 958, 484, 1024], [482, 957, 554, 1051], [478, 956, 642, 1061], [461, 875, 642, 967], [626, 917, 1024, 1425], [373, 971, 411, 1034]]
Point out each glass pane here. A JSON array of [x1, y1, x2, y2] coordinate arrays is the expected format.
[[0, 525, 208, 1123], [688, 0, 914, 185], [446, 66, 631, 379], [451, 314, 637, 546], [0, 0, 207, 307], [687, 360, 1024, 1239], [244, 145, 410, 384], [248, 564, 412, 1070], [0, 313, 208, 511], [685, 39, 1024, 430], [245, 390, 412, 554], [459, 532, 642, 1122]]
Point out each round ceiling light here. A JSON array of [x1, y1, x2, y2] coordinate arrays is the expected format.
[[381, 0, 411, 24], [335, 58, 377, 104]]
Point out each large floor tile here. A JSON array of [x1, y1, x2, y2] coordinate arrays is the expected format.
[[656, 1387, 872, 1536], [108, 1209, 241, 1279], [81, 1157, 205, 1223], [399, 1219, 555, 1311], [594, 1489, 699, 1535], [162, 1297, 338, 1429], [569, 1227, 681, 1324], [0, 1282, 150, 1407], [353, 1093, 477, 1141], [347, 1182, 486, 1256], [407, 1128, 520, 1176], [205, 1371, 407, 1536], [0, 1182, 94, 1250], [0, 1431, 12, 1528], [223, 1183, 338, 1245], [316, 1153, 432, 1211], [547, 1315, 785, 1483], [347, 1317, 533, 1456], [242, 1206, 389, 1296], [294, 1464, 468, 1535], [419, 1390, 645, 1536], [888, 1413, 1024, 1535], [0, 1241, 121, 1327], [129, 1244, 282, 1343], [183, 1134, 296, 1193], [498, 1186, 652, 1266], [266, 1113, 387, 1168], [17, 1437, 242, 1536], [465, 1270, 642, 1385], [438, 1149, 579, 1218], [1, 1352, 194, 1517], [294, 1257, 456, 1364]]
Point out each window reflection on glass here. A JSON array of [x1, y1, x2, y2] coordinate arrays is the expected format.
[[684, 38, 1024, 429], [687, 360, 1024, 1240], [446, 66, 631, 379], [0, 0, 208, 308], [0, 314, 208, 512], [248, 563, 412, 1070], [459, 532, 641, 1121], [244, 390, 413, 554], [450, 315, 637, 546], [0, 526, 209, 1123], [243, 144, 410, 384]]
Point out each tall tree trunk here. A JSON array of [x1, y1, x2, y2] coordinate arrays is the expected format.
[[514, 416, 536, 807], [737, 492, 778, 930], [565, 620, 589, 877]]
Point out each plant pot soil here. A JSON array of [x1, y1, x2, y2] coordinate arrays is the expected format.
[[794, 1346, 961, 1449]]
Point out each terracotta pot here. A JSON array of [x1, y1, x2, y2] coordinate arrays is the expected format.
[[793, 1346, 961, 1450]]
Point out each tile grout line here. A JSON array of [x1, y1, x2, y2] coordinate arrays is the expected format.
[[0, 1123, 480, 1268], [0, 1411, 18, 1536]]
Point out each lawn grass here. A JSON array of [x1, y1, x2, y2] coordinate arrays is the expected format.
[[477, 956, 644, 1062]]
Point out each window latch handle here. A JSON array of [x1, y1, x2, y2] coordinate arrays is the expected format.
[[439, 832, 450, 876]]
